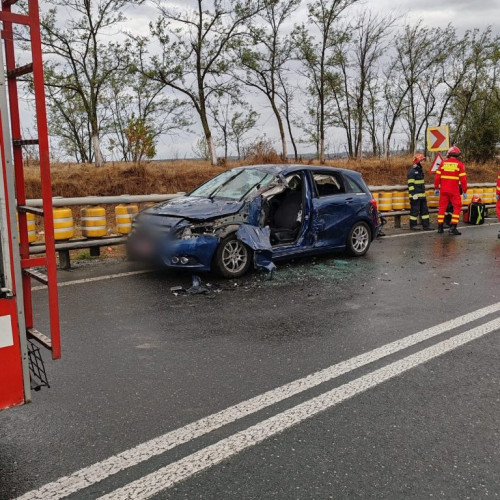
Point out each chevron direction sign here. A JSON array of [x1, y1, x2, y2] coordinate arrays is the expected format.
[[427, 125, 450, 152]]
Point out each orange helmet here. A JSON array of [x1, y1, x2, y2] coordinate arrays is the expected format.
[[447, 146, 461, 157], [413, 153, 425, 164]]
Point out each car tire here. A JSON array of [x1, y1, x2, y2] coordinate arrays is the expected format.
[[214, 235, 252, 278], [346, 221, 371, 257]]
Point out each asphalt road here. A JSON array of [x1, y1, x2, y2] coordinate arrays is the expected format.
[[1, 221, 500, 499]]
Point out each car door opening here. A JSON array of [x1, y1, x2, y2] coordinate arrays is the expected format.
[[264, 174, 304, 246]]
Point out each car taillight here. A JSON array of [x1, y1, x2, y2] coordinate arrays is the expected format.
[[370, 197, 378, 210]]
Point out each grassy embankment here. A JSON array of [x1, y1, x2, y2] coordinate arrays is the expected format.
[[24, 156, 499, 199]]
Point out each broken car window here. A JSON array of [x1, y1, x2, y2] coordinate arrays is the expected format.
[[312, 173, 345, 196], [188, 170, 236, 198], [190, 169, 275, 201]]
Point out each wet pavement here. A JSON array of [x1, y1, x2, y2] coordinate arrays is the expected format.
[[1, 221, 500, 499]]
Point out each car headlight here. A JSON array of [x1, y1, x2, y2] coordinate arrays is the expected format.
[[178, 223, 216, 239], [180, 226, 193, 239]]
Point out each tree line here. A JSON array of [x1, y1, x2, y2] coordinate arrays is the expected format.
[[32, 0, 500, 166]]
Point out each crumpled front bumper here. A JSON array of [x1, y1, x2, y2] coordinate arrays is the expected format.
[[128, 222, 276, 274], [128, 232, 219, 271]]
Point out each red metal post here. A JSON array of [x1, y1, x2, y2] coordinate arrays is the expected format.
[[0, 0, 61, 361], [29, 0, 61, 359]]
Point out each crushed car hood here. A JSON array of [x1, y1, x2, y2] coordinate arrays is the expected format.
[[147, 196, 245, 221]]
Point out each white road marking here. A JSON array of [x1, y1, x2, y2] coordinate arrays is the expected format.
[[16, 302, 500, 500], [100, 317, 500, 500], [31, 270, 154, 291]]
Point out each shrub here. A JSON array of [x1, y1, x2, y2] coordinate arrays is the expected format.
[[242, 137, 282, 164]]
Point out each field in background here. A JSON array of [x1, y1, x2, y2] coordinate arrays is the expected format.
[[24, 157, 499, 199]]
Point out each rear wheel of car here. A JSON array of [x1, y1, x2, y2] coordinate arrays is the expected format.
[[346, 221, 371, 256], [215, 235, 252, 278]]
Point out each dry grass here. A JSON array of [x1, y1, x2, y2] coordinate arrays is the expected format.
[[23, 156, 500, 199]]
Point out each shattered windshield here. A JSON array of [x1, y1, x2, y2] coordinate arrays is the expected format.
[[189, 169, 276, 201]]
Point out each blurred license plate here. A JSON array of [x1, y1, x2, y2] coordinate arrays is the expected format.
[[134, 239, 153, 257]]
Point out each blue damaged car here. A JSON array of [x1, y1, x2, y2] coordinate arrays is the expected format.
[[127, 164, 380, 278]]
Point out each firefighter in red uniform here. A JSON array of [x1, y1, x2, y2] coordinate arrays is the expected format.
[[496, 170, 500, 238], [434, 146, 467, 235]]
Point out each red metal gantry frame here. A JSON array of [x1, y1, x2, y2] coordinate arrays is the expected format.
[[0, 1, 60, 382]]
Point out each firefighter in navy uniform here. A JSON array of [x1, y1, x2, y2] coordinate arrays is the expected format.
[[407, 153, 432, 230], [434, 146, 467, 235]]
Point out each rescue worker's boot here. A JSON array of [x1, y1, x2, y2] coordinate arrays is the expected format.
[[437, 224, 444, 234], [449, 225, 461, 235]]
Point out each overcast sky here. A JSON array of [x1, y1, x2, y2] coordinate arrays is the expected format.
[[108, 1, 500, 158], [125, 0, 500, 38]]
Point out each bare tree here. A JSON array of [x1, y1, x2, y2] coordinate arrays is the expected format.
[[294, 0, 359, 163], [236, 0, 301, 160], [106, 41, 192, 162], [394, 21, 455, 153], [328, 12, 393, 159], [352, 13, 394, 158], [39, 0, 144, 166], [363, 76, 383, 156], [381, 57, 409, 159], [277, 71, 300, 160], [230, 108, 259, 159], [295, 96, 321, 157], [144, 0, 263, 166]]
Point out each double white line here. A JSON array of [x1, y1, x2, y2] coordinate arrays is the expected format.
[[18, 303, 500, 500]]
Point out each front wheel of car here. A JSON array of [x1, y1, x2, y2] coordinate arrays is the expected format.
[[346, 221, 371, 257], [214, 235, 252, 278]]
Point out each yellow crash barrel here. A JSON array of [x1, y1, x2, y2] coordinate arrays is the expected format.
[[392, 191, 405, 210], [378, 192, 392, 211], [53, 207, 74, 240], [16, 213, 36, 243], [404, 191, 411, 210], [81, 206, 107, 237], [483, 187, 495, 204], [115, 204, 138, 234], [427, 190, 439, 208]]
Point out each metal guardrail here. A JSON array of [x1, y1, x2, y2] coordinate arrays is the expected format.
[[26, 193, 183, 207], [27, 187, 498, 269], [369, 183, 497, 228], [368, 182, 496, 192], [27, 194, 184, 269]]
